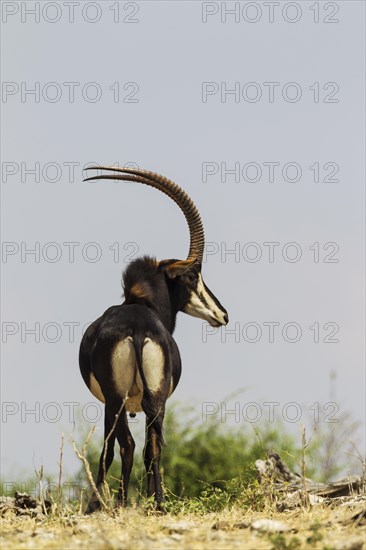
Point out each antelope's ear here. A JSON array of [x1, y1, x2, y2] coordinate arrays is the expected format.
[[160, 258, 198, 279]]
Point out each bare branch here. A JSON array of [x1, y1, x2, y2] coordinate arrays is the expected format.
[[72, 426, 107, 510]]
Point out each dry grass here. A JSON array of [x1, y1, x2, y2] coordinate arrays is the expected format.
[[1, 502, 365, 550], [2, 428, 364, 549]]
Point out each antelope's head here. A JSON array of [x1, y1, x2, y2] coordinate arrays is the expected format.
[[84, 166, 228, 328]]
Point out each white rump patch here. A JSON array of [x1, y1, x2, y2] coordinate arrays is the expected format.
[[111, 336, 136, 397], [112, 337, 144, 413], [91, 337, 166, 414], [142, 337, 165, 393]]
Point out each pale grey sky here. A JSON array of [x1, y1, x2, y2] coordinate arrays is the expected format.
[[1, 1, 365, 483]]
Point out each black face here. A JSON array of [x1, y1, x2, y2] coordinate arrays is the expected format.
[[162, 260, 228, 327], [179, 266, 199, 287]]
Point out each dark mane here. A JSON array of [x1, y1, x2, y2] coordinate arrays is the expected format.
[[122, 255, 158, 295]]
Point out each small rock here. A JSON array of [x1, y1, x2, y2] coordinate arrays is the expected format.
[[233, 520, 251, 529], [0, 496, 15, 505], [251, 519, 292, 533], [169, 534, 184, 541], [75, 524, 96, 534], [309, 493, 325, 505], [277, 491, 302, 512], [0, 496, 16, 516], [212, 521, 231, 531], [212, 520, 251, 530], [31, 530, 55, 540], [333, 540, 365, 550], [15, 492, 38, 509], [164, 521, 195, 534], [13, 492, 51, 515]]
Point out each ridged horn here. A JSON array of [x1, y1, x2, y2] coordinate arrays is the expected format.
[[84, 166, 205, 262]]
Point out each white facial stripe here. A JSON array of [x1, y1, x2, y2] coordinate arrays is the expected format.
[[197, 274, 221, 312], [184, 273, 226, 325]]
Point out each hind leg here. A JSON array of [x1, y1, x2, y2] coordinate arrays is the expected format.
[[143, 410, 165, 512], [140, 337, 169, 512], [114, 409, 135, 506]]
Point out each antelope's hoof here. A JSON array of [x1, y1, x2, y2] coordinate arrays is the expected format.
[[144, 499, 167, 515], [155, 501, 167, 515], [85, 499, 101, 515]]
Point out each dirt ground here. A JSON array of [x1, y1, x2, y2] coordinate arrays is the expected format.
[[1, 504, 365, 550]]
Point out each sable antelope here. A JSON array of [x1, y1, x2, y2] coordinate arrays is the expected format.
[[79, 166, 228, 512]]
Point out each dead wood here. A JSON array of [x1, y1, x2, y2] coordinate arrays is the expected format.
[[255, 452, 366, 499]]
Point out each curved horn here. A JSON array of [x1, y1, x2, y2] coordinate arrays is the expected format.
[[84, 166, 205, 262]]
